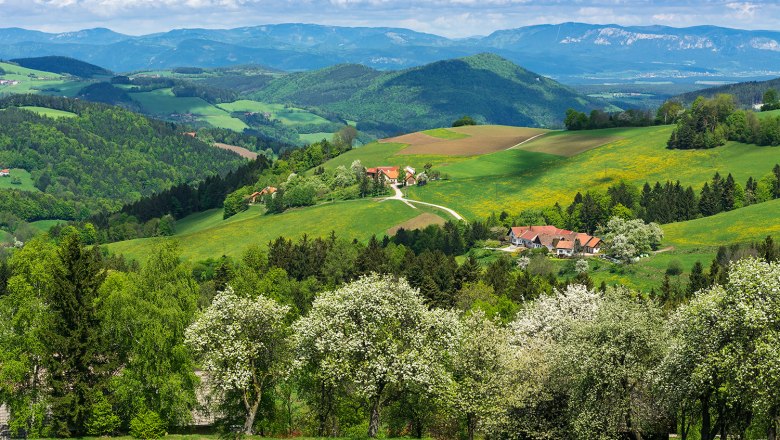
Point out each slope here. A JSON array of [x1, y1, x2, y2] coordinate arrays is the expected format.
[[676, 76, 780, 106], [252, 53, 599, 135], [105, 200, 435, 262], [0, 95, 245, 219], [10, 56, 112, 78]]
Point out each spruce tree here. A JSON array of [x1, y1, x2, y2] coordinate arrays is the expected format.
[[43, 234, 109, 437], [455, 256, 481, 290], [686, 261, 708, 297]]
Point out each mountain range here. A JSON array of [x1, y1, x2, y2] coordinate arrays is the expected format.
[[2, 23, 780, 83]]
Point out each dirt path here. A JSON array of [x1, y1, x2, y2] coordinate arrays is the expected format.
[[384, 185, 465, 221]]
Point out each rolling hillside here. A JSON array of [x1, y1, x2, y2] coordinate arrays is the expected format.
[[105, 200, 444, 262], [252, 54, 601, 135], [9, 56, 112, 78]]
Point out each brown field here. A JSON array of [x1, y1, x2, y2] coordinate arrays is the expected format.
[[383, 125, 548, 156], [214, 143, 258, 160], [515, 132, 623, 157], [386, 212, 447, 235]]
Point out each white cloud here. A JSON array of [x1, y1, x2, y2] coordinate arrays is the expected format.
[[726, 2, 758, 19]]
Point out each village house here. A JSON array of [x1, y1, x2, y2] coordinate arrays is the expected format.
[[509, 225, 602, 256], [366, 166, 400, 184], [0, 80, 20, 86], [403, 166, 417, 186], [0, 169, 10, 177], [247, 186, 277, 204]]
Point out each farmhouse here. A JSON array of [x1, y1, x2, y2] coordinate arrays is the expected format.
[[247, 186, 277, 204], [509, 225, 602, 256], [403, 166, 417, 185], [0, 169, 10, 177], [182, 131, 197, 138], [366, 166, 400, 184]]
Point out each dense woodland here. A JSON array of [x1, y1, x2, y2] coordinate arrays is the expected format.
[[0, 95, 246, 221]]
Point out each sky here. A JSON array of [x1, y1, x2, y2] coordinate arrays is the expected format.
[[1, 0, 778, 38]]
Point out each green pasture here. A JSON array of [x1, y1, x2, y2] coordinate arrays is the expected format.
[[131, 89, 226, 116], [319, 141, 470, 173], [30, 219, 67, 233], [299, 132, 333, 144], [106, 199, 432, 262], [218, 100, 329, 125], [20, 106, 77, 119], [0, 169, 38, 192], [403, 125, 780, 219]]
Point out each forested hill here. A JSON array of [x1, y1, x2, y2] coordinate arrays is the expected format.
[[0, 95, 245, 220], [675, 76, 780, 107], [9, 55, 112, 78], [251, 53, 600, 135]]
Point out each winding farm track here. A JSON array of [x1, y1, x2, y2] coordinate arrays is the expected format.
[[385, 185, 466, 221]]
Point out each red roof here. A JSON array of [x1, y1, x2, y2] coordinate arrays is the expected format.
[[367, 166, 400, 180], [556, 240, 575, 250], [1, 169, 9, 173]]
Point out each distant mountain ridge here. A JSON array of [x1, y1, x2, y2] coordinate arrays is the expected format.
[[2, 23, 780, 82], [251, 53, 601, 134]]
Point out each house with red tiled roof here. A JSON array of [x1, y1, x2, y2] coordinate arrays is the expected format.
[[509, 225, 602, 256], [247, 186, 277, 204], [366, 166, 400, 184], [0, 169, 9, 177]]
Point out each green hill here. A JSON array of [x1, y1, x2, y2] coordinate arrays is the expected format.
[[676, 76, 780, 107], [0, 95, 245, 219], [10, 56, 112, 78], [251, 54, 600, 136], [106, 199, 440, 262]]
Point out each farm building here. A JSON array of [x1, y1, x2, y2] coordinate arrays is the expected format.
[[0, 169, 9, 177], [247, 186, 277, 204], [509, 225, 602, 256], [366, 166, 400, 184], [403, 166, 417, 185]]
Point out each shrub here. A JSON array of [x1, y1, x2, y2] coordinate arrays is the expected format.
[[130, 410, 166, 440], [665, 259, 683, 276], [86, 394, 121, 436]]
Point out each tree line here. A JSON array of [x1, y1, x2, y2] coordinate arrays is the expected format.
[[508, 166, 780, 235], [668, 94, 780, 149]]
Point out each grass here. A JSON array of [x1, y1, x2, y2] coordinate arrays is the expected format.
[[402, 125, 780, 219], [515, 130, 621, 156], [30, 219, 67, 233], [20, 106, 77, 119], [217, 100, 330, 125], [319, 141, 470, 175], [422, 128, 470, 140], [107, 199, 433, 262], [299, 132, 334, 144], [0, 169, 39, 192], [131, 89, 227, 116]]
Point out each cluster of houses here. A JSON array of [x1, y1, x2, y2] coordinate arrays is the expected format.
[[366, 165, 424, 186], [509, 225, 602, 257], [0, 79, 20, 86]]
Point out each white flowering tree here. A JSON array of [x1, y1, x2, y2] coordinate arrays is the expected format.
[[598, 216, 663, 263], [293, 273, 459, 438], [663, 259, 780, 440], [184, 287, 291, 435], [450, 310, 514, 440]]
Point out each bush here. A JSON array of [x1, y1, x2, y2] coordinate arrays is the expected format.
[[665, 259, 683, 276], [130, 410, 166, 439], [86, 395, 121, 436]]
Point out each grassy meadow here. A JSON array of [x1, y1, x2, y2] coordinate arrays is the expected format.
[[0, 169, 38, 192], [106, 199, 442, 262], [20, 106, 77, 119], [217, 100, 330, 125], [402, 125, 780, 219]]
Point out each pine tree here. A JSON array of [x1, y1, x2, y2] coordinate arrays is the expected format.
[[455, 255, 481, 290], [686, 261, 708, 297], [722, 173, 736, 211], [356, 235, 388, 275], [43, 234, 110, 437], [699, 183, 716, 216]]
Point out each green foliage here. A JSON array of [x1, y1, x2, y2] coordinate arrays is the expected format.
[[452, 115, 477, 127], [85, 394, 121, 436], [10, 56, 112, 78], [565, 108, 654, 130], [0, 95, 244, 219], [77, 82, 135, 106], [130, 410, 167, 440]]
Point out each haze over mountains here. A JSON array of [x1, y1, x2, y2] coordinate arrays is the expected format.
[[3, 23, 780, 83]]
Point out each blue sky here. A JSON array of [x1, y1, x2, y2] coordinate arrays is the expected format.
[[2, 1, 778, 37]]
